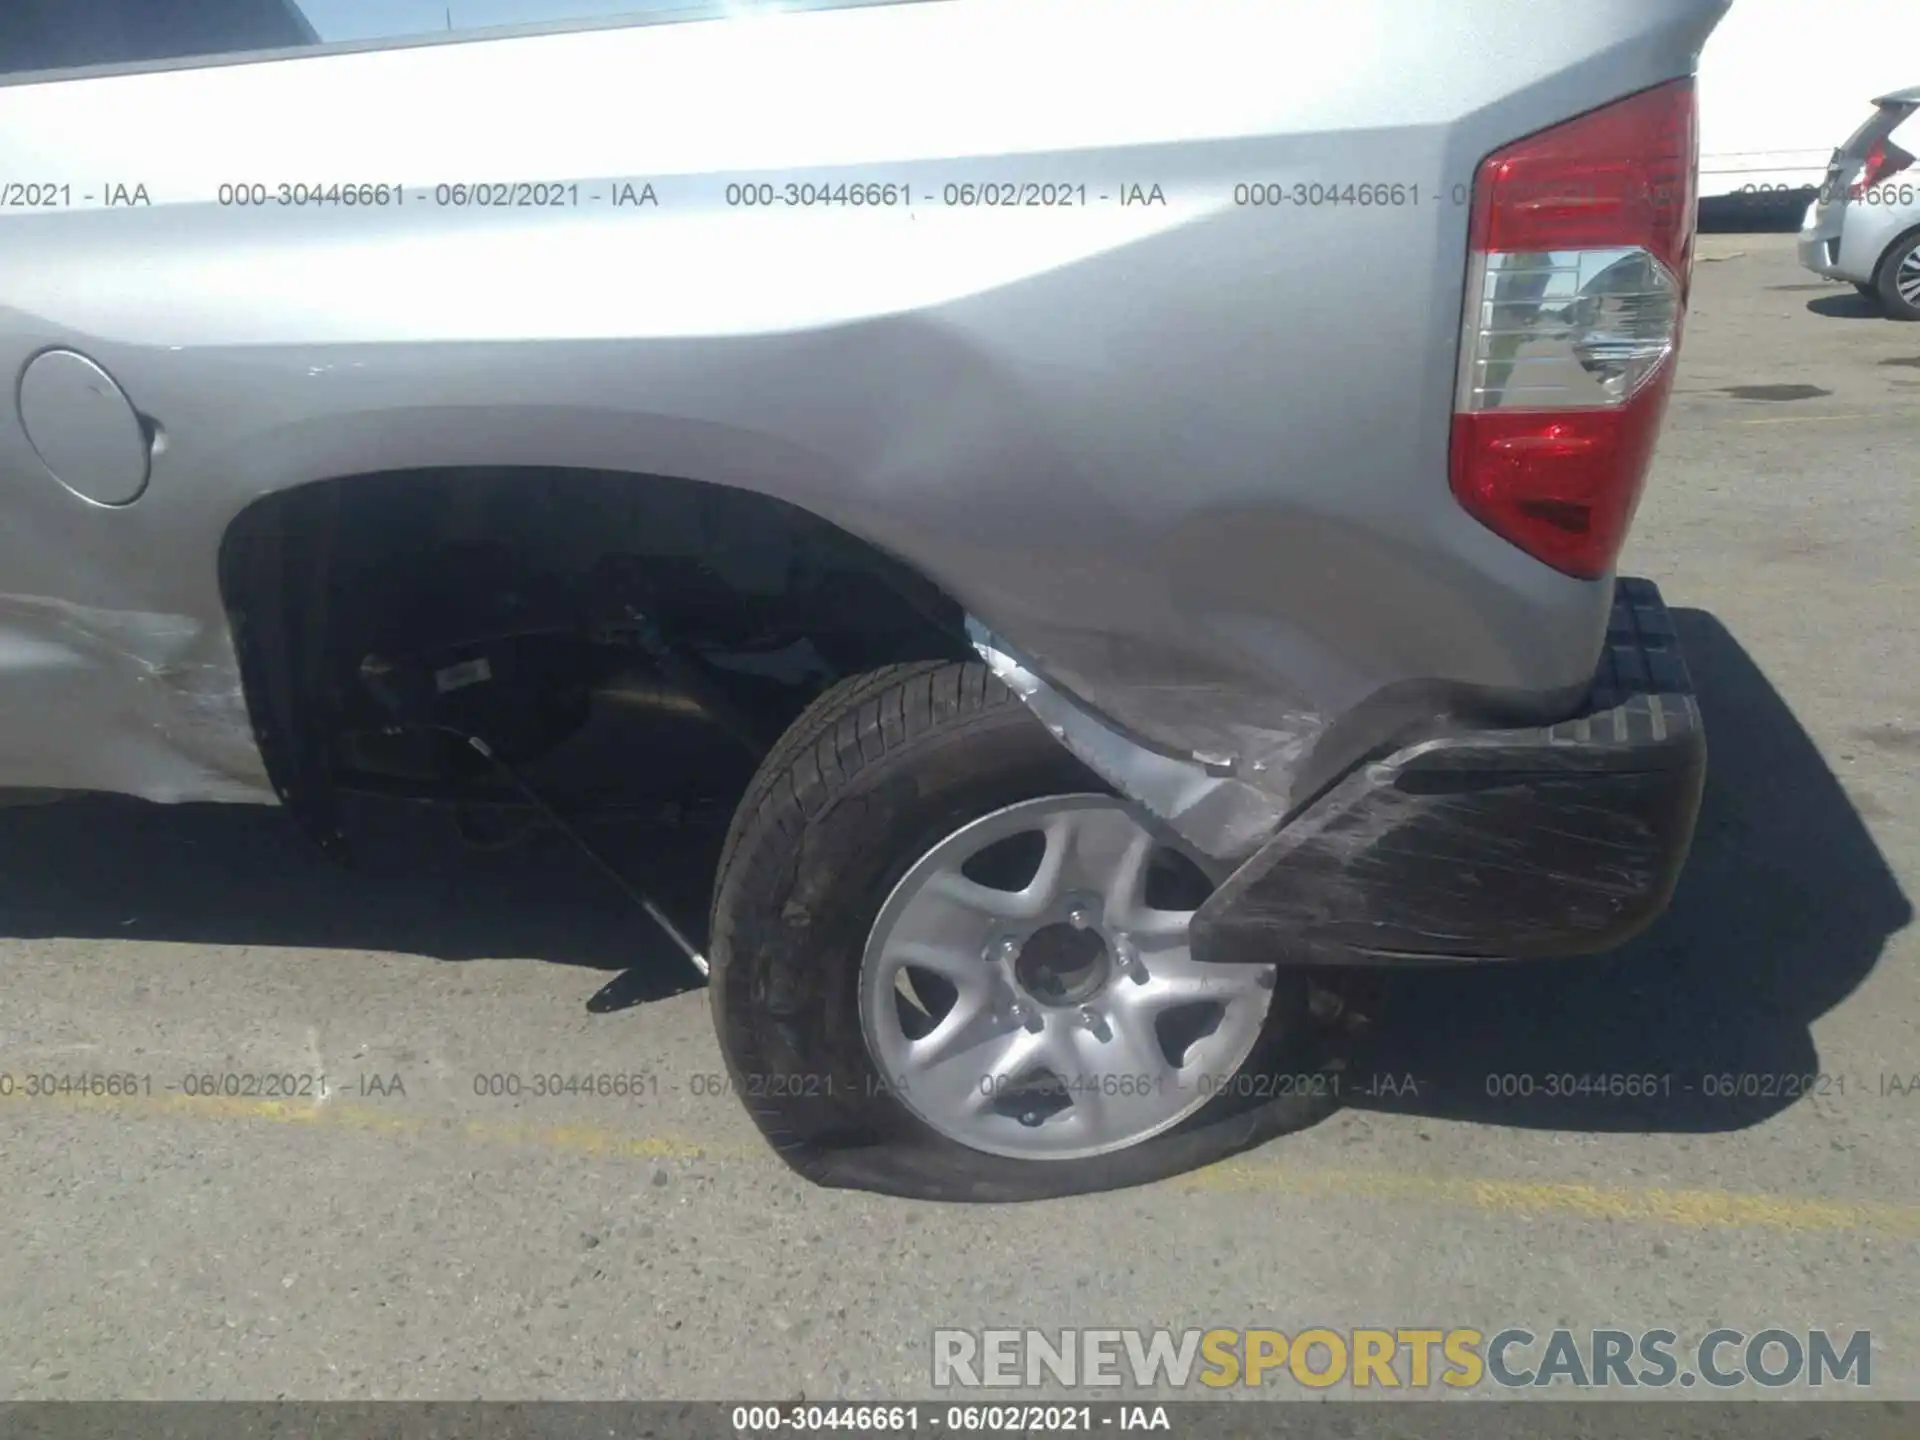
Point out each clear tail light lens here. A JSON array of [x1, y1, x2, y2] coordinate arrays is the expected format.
[[1451, 79, 1697, 580]]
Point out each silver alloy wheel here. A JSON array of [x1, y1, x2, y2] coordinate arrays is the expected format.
[[1899, 246, 1920, 307], [858, 794, 1277, 1161]]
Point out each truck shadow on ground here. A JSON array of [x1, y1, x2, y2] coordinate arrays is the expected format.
[[0, 787, 724, 1006], [0, 611, 1908, 1131], [1325, 607, 1913, 1133]]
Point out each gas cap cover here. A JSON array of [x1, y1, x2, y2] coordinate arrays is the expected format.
[[17, 349, 152, 506]]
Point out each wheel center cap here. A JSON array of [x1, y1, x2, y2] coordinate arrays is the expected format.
[[1015, 922, 1110, 1006]]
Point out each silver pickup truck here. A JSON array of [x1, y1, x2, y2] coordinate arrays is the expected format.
[[0, 0, 1724, 1200]]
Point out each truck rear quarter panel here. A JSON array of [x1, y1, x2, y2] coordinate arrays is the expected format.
[[0, 0, 1728, 811]]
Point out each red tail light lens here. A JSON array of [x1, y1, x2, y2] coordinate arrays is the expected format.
[[1853, 137, 1915, 196], [1468, 79, 1696, 275], [1451, 79, 1697, 580]]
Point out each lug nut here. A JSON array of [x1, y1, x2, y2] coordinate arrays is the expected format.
[[1068, 905, 1094, 931], [1078, 1006, 1100, 1029], [996, 936, 1022, 963], [1008, 1002, 1039, 1032]]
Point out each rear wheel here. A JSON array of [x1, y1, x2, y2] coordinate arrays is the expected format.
[[707, 661, 1336, 1200], [1875, 230, 1920, 320]]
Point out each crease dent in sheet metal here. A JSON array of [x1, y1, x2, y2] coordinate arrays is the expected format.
[[0, 594, 273, 802], [968, 618, 1314, 865]]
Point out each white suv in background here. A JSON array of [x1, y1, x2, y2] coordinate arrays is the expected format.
[[1799, 86, 1920, 319]]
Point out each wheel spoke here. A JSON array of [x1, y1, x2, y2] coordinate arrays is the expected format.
[[1100, 828, 1156, 922], [1120, 949, 1275, 1012], [1108, 947, 1275, 1077], [972, 1024, 1059, 1117], [1062, 1009, 1177, 1141], [911, 867, 1019, 937], [1098, 999, 1168, 1076], [1009, 811, 1078, 916], [903, 995, 1016, 1117], [1060, 804, 1153, 901], [1113, 952, 1274, 1021]]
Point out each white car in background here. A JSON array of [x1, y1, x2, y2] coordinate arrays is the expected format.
[[1697, 0, 1911, 203], [1797, 87, 1920, 319]]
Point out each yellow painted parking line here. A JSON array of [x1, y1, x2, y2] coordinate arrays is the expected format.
[[9, 1090, 1920, 1237], [1181, 1161, 1920, 1237], [1733, 411, 1907, 425]]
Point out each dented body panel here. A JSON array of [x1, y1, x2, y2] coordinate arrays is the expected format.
[[0, 594, 268, 801], [1, 0, 1725, 849]]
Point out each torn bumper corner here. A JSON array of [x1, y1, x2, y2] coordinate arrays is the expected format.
[[966, 619, 1290, 865], [1192, 578, 1707, 966]]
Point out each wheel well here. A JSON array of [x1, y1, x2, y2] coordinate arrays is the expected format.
[[217, 466, 969, 848]]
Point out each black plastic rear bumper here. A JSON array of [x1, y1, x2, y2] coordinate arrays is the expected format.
[[1191, 578, 1706, 966]]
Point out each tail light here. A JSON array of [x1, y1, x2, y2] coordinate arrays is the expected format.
[[1851, 137, 1915, 197], [1450, 79, 1697, 579]]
